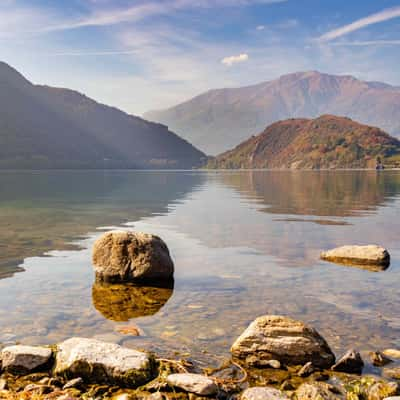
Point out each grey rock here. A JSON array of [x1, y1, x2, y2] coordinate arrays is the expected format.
[[92, 231, 174, 283], [54, 337, 154, 387], [231, 315, 335, 368], [321, 245, 390, 268], [166, 373, 218, 396], [1, 345, 52, 373], [298, 362, 315, 377], [241, 387, 289, 400], [296, 382, 344, 400], [331, 349, 364, 374]]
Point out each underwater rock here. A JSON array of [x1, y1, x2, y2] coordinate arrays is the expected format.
[[92, 281, 173, 321], [320, 245, 390, 269], [166, 373, 218, 396], [241, 386, 289, 400], [383, 367, 400, 380], [92, 231, 174, 283], [54, 337, 154, 387], [331, 349, 364, 374], [370, 352, 392, 367], [298, 361, 316, 377], [231, 315, 335, 368], [295, 382, 344, 400], [383, 349, 400, 359], [1, 345, 52, 374]]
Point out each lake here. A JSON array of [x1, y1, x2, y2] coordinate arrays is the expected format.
[[0, 170, 399, 367]]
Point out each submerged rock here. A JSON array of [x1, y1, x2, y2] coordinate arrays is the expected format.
[[92, 281, 173, 321], [331, 349, 364, 374], [383, 349, 400, 359], [166, 373, 218, 396], [320, 245, 390, 269], [54, 337, 154, 387], [370, 352, 392, 367], [296, 382, 344, 400], [231, 315, 335, 368], [383, 367, 400, 380], [1, 345, 52, 373], [92, 231, 174, 283], [241, 386, 289, 400], [298, 361, 316, 377]]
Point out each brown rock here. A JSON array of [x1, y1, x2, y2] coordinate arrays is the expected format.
[[295, 382, 344, 400], [231, 315, 335, 368], [331, 349, 364, 374], [92, 231, 174, 283]]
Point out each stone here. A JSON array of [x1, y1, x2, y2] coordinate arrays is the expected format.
[[320, 245, 390, 268], [166, 373, 218, 396], [231, 315, 335, 368], [245, 356, 282, 369], [370, 352, 393, 367], [24, 383, 53, 394], [295, 382, 344, 400], [367, 382, 399, 400], [63, 377, 84, 390], [298, 362, 315, 377], [1, 345, 52, 373], [383, 367, 400, 380], [331, 349, 364, 374], [92, 231, 174, 283], [0, 379, 8, 390], [383, 349, 400, 359], [241, 387, 289, 400], [54, 337, 154, 387]]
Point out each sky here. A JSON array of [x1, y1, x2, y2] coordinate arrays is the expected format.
[[1, 0, 400, 115]]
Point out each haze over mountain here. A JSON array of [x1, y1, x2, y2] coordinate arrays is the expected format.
[[207, 115, 400, 170], [0, 62, 205, 169], [145, 71, 400, 155]]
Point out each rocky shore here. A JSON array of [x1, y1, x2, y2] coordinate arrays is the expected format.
[[0, 315, 400, 400], [1, 233, 397, 399]]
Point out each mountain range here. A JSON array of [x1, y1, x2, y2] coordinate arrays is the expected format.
[[206, 115, 400, 170], [145, 71, 400, 155], [0, 62, 205, 169]]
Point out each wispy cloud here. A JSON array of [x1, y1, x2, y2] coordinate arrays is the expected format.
[[318, 6, 400, 42], [329, 40, 400, 47], [221, 53, 249, 66], [10, 0, 287, 34]]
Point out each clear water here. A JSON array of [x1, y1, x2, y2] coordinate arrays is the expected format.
[[0, 170, 399, 365]]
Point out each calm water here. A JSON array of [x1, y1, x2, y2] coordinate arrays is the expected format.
[[0, 170, 400, 366]]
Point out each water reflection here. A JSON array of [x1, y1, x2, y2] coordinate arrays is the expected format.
[[92, 281, 174, 321], [220, 171, 400, 217], [0, 171, 206, 279]]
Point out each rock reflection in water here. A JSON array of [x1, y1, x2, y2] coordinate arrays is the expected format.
[[92, 281, 174, 321]]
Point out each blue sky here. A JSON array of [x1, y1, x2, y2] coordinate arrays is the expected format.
[[1, 0, 400, 115]]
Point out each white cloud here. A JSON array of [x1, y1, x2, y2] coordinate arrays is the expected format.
[[318, 6, 400, 42], [256, 25, 265, 30], [221, 53, 249, 66]]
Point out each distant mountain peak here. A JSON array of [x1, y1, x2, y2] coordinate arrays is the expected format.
[[144, 71, 400, 155]]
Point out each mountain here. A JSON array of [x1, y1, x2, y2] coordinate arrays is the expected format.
[[206, 115, 400, 169], [144, 71, 400, 155], [0, 62, 206, 169]]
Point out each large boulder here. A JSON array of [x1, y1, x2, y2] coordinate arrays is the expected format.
[[1, 345, 53, 373], [54, 338, 154, 387], [166, 373, 218, 396], [92, 231, 174, 283], [241, 387, 289, 400], [320, 245, 390, 269], [231, 315, 335, 368]]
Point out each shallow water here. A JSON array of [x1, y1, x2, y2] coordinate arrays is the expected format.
[[0, 170, 400, 366]]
